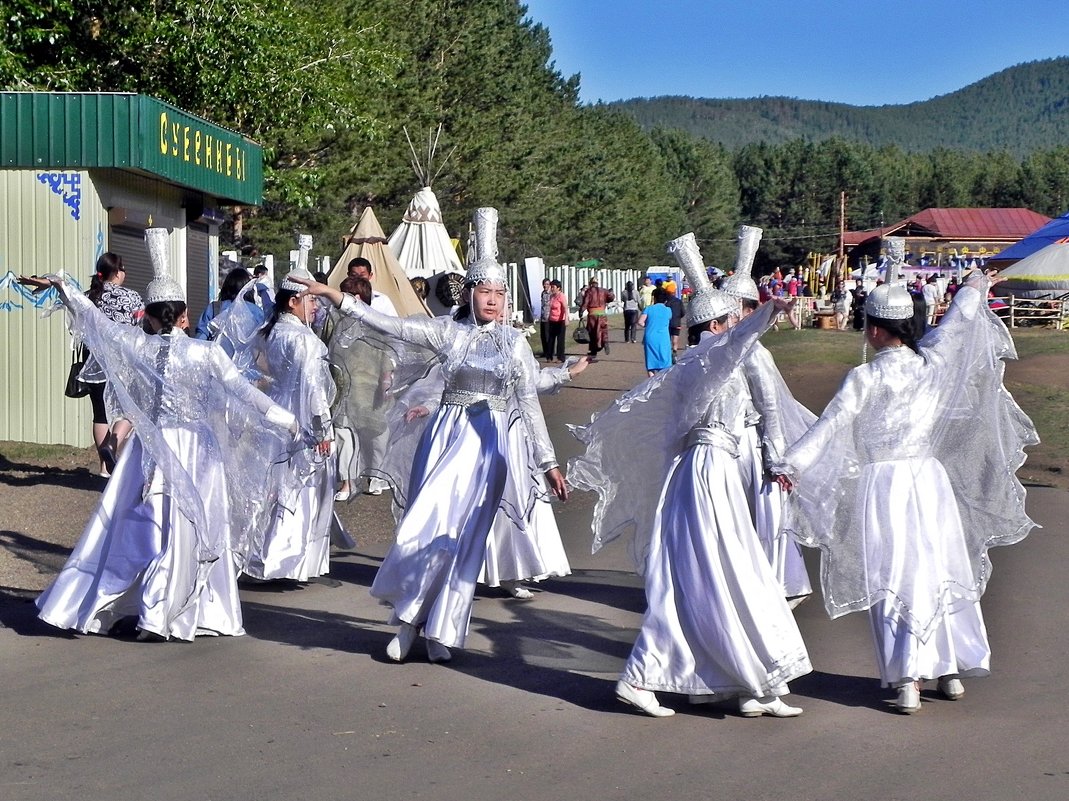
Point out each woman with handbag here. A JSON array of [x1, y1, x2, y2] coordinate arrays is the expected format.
[[82, 253, 144, 476]]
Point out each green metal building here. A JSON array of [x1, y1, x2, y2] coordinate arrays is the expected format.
[[1, 92, 263, 446]]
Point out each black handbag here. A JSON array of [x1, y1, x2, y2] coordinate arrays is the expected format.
[[64, 346, 90, 399], [572, 322, 590, 344]]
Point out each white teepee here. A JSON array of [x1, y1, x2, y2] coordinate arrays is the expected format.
[[387, 126, 466, 316]]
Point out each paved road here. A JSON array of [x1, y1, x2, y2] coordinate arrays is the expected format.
[[2, 341, 1066, 801]]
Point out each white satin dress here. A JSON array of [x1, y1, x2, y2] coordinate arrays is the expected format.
[[245, 314, 336, 581], [621, 366, 812, 698], [37, 290, 296, 640], [337, 297, 559, 649]]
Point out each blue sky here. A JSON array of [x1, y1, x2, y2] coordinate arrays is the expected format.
[[523, 0, 1069, 106]]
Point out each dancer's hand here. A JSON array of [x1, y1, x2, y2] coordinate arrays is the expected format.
[[404, 405, 430, 422], [316, 438, 332, 457], [17, 275, 58, 293], [567, 356, 591, 378], [545, 467, 568, 501], [771, 297, 795, 315], [774, 474, 793, 493]]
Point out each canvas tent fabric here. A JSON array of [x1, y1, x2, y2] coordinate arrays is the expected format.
[[329, 207, 431, 318], [995, 240, 1069, 299], [990, 211, 1069, 265], [388, 186, 465, 316]]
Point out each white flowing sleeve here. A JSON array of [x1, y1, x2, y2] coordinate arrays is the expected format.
[[338, 294, 448, 352], [513, 339, 558, 470]]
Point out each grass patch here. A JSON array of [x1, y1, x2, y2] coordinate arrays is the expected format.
[[1, 440, 90, 464], [762, 328, 864, 368]]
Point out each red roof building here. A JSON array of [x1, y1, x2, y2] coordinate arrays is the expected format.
[[842, 208, 1051, 268]]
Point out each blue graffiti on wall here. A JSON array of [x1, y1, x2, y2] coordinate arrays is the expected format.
[[36, 172, 82, 221], [0, 270, 83, 311]]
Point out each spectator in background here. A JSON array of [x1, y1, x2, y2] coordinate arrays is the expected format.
[[539, 278, 553, 359], [579, 276, 615, 360], [84, 252, 144, 476], [922, 275, 941, 326], [252, 263, 275, 317], [664, 285, 684, 358], [620, 280, 640, 343], [195, 267, 262, 343], [638, 275, 654, 311], [545, 280, 569, 362], [347, 257, 398, 317]]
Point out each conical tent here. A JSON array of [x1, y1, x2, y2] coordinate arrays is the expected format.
[[388, 186, 466, 316], [996, 240, 1069, 299], [329, 206, 431, 317]]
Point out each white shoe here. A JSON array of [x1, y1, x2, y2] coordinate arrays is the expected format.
[[938, 676, 964, 700], [366, 478, 388, 496], [501, 580, 534, 600], [787, 594, 809, 610], [386, 622, 418, 662], [895, 681, 921, 714], [426, 639, 452, 663], [615, 680, 675, 717], [739, 696, 803, 718], [334, 488, 352, 502]]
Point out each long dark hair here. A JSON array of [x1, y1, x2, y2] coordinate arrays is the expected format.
[[145, 300, 187, 335], [868, 295, 926, 353], [262, 288, 299, 339], [88, 252, 123, 305], [219, 267, 252, 303]]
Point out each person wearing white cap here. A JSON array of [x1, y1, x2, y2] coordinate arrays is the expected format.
[[721, 225, 814, 607], [774, 253, 1038, 714], [295, 208, 567, 663], [569, 233, 811, 719], [243, 247, 338, 584], [23, 230, 298, 641]]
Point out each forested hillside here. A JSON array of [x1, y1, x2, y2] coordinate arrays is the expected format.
[[615, 58, 1069, 156], [4, 2, 1068, 271]]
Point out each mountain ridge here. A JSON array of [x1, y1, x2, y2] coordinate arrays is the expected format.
[[611, 57, 1069, 155]]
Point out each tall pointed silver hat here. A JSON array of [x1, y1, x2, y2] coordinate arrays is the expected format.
[[144, 228, 185, 304], [667, 232, 736, 326], [720, 224, 762, 302], [465, 207, 508, 287], [281, 234, 314, 291], [865, 236, 914, 320]]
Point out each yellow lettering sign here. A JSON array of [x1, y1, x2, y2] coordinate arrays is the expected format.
[[159, 112, 169, 155], [155, 109, 250, 185]]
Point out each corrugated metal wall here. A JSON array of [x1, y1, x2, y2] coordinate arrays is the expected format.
[[0, 169, 106, 446]]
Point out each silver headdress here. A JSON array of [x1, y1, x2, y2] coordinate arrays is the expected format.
[[667, 232, 736, 326], [280, 235, 314, 292], [144, 228, 185, 304], [865, 236, 914, 320], [465, 207, 508, 287], [720, 225, 762, 302]]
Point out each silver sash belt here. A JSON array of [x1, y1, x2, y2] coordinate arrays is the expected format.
[[685, 424, 740, 457], [441, 389, 508, 412]]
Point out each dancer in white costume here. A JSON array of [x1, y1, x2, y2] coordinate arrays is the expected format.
[[387, 357, 588, 599], [297, 208, 567, 663], [569, 233, 811, 718], [719, 225, 814, 605], [774, 247, 1037, 714], [244, 254, 337, 583], [24, 233, 297, 641]]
